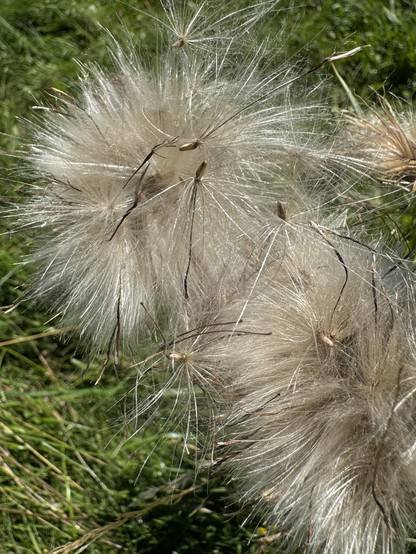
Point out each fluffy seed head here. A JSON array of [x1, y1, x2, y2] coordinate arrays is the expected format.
[[209, 225, 416, 554], [16, 7, 330, 356]]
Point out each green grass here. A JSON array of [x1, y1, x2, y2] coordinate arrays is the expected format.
[[1, 1, 416, 552]]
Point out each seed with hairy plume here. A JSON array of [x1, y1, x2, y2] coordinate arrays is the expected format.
[[158, 0, 278, 51], [119, 302, 253, 466]]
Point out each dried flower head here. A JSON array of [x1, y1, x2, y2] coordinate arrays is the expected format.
[[346, 97, 416, 190]]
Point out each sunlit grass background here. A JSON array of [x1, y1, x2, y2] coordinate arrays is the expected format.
[[1, 1, 416, 552]]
